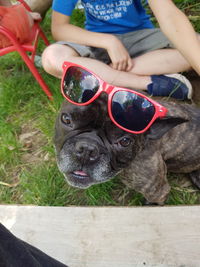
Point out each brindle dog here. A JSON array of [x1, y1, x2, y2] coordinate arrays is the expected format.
[[54, 88, 200, 205]]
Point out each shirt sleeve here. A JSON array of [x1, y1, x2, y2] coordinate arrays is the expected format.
[[52, 0, 79, 16]]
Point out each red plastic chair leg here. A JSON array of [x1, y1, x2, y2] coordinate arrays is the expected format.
[[39, 29, 50, 46], [28, 61, 53, 100]]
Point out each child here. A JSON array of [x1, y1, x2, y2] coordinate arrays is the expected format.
[[42, 0, 200, 100]]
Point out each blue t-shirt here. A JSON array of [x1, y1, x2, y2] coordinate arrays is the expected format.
[[52, 0, 154, 34]]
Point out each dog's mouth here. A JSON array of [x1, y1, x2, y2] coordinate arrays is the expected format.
[[72, 170, 90, 179], [67, 170, 92, 188]]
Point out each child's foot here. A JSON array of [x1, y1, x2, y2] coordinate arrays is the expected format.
[[29, 12, 41, 21], [147, 74, 193, 100], [27, 11, 41, 27]]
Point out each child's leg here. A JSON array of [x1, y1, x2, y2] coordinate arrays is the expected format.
[[42, 42, 193, 100], [41, 43, 151, 89], [131, 48, 191, 76], [0, 0, 11, 6]]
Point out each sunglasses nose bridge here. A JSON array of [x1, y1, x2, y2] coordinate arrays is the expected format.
[[102, 82, 114, 94]]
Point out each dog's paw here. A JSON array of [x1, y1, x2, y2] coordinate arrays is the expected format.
[[142, 199, 165, 206], [189, 169, 200, 189]]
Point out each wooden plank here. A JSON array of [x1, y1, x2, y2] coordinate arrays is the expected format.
[[0, 205, 200, 267]]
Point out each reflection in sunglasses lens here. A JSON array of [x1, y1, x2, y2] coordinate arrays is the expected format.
[[63, 66, 99, 103], [111, 91, 155, 132]]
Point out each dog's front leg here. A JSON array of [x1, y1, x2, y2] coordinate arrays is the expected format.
[[121, 151, 170, 205]]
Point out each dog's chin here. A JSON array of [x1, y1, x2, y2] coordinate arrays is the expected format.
[[64, 171, 96, 189], [63, 171, 111, 189]]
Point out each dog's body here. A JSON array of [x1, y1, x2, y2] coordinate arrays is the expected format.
[[54, 97, 200, 204]]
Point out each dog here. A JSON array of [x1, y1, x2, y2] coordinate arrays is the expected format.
[[54, 95, 200, 205]]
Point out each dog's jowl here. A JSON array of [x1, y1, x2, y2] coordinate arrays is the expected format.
[[54, 98, 200, 205]]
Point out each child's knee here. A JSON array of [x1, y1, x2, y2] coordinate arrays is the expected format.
[[41, 44, 60, 69], [41, 44, 79, 77]]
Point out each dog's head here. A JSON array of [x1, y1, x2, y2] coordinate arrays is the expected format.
[[54, 97, 188, 189]]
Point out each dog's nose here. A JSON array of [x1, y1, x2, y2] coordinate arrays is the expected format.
[[75, 141, 99, 162]]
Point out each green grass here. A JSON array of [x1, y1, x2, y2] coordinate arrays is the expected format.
[[0, 3, 200, 206]]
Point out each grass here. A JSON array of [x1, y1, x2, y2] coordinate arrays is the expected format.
[[0, 2, 200, 206]]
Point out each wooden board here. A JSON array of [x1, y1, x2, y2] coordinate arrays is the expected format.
[[0, 205, 200, 266]]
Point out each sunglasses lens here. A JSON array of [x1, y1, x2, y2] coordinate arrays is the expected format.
[[111, 91, 155, 132], [62, 66, 100, 103]]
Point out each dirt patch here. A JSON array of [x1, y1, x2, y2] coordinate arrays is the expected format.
[[18, 122, 52, 165]]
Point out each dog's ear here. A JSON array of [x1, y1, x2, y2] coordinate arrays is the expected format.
[[146, 117, 188, 140], [145, 101, 191, 140]]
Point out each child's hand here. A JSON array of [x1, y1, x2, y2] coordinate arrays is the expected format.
[[27, 11, 41, 27], [106, 35, 133, 72], [29, 12, 41, 21]]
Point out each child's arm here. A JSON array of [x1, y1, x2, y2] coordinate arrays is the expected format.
[[51, 10, 133, 71], [149, 0, 200, 75]]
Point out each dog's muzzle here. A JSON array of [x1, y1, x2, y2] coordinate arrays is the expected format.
[[73, 131, 107, 161], [75, 139, 100, 164]]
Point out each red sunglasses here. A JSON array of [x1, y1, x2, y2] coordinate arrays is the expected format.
[[61, 61, 168, 134]]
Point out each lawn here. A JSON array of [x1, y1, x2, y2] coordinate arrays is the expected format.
[[0, 1, 200, 206]]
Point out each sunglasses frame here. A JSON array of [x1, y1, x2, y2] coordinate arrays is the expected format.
[[61, 61, 168, 134]]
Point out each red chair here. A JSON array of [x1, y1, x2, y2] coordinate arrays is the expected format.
[[0, 0, 53, 100]]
